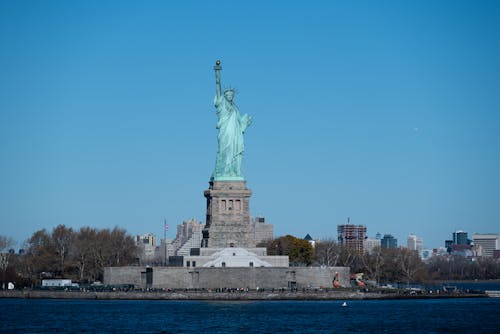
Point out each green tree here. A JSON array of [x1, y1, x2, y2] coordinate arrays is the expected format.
[[263, 235, 314, 266]]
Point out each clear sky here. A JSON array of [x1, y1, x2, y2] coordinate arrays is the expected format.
[[1, 1, 499, 250]]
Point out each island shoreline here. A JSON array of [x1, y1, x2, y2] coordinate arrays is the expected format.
[[0, 290, 488, 301]]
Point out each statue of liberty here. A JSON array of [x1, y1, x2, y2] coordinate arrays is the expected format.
[[211, 60, 252, 181]]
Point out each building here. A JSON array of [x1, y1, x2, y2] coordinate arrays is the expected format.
[[407, 234, 423, 254], [136, 233, 158, 264], [337, 224, 367, 253], [157, 238, 175, 265], [304, 234, 316, 248], [171, 219, 203, 256], [104, 265, 350, 290], [182, 247, 289, 268], [364, 237, 381, 254], [381, 234, 397, 249], [473, 233, 500, 257], [136, 233, 156, 247], [420, 249, 434, 261], [254, 216, 274, 245], [42, 279, 78, 288], [453, 230, 469, 245], [445, 230, 472, 255], [450, 244, 473, 257]]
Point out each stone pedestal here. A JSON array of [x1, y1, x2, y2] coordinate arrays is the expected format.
[[201, 181, 255, 248]]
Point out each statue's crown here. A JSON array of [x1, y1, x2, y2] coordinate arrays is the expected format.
[[224, 86, 237, 94]]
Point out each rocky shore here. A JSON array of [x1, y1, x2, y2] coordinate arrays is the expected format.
[[0, 289, 487, 301]]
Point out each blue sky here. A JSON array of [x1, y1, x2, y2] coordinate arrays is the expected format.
[[1, 1, 499, 249]]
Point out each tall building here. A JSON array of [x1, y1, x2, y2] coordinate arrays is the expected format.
[[453, 230, 469, 245], [445, 230, 472, 255], [363, 237, 381, 254], [136, 233, 156, 247], [473, 233, 500, 257], [136, 233, 157, 264], [157, 238, 175, 265], [407, 234, 423, 254], [337, 224, 367, 253], [171, 219, 203, 256], [381, 234, 397, 249]]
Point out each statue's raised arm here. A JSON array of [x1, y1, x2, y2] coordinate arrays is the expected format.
[[214, 59, 222, 99]]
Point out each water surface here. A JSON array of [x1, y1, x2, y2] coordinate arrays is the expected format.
[[1, 298, 499, 333]]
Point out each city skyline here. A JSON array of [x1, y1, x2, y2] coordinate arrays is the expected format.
[[1, 1, 499, 249]]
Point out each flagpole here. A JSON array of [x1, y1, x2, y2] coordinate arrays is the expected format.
[[164, 219, 167, 266]]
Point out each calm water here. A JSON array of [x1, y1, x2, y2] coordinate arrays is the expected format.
[[1, 298, 499, 333]]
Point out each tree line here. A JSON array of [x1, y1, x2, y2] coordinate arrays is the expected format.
[[1, 225, 137, 287], [1, 232, 499, 288], [260, 236, 500, 284]]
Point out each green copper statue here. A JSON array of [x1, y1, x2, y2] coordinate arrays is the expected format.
[[211, 60, 252, 181]]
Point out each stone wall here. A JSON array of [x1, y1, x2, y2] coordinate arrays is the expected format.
[[104, 266, 350, 290]]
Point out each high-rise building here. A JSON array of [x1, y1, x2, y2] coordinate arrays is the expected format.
[[171, 219, 203, 256], [381, 234, 397, 249], [363, 237, 381, 254], [453, 230, 469, 245], [407, 234, 423, 254], [136, 233, 156, 247], [445, 230, 472, 255], [157, 238, 175, 265], [136, 233, 158, 264], [337, 224, 367, 253], [473, 233, 500, 257]]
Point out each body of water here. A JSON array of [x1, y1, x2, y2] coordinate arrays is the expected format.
[[1, 297, 500, 333]]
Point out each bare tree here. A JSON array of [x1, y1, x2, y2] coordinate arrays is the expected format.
[[108, 227, 137, 266], [73, 227, 98, 282], [71, 226, 137, 282], [337, 245, 363, 272], [397, 248, 426, 284], [51, 225, 74, 277], [0, 236, 15, 288], [23, 229, 57, 282], [13, 226, 140, 284], [314, 239, 340, 267], [361, 246, 385, 285]]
